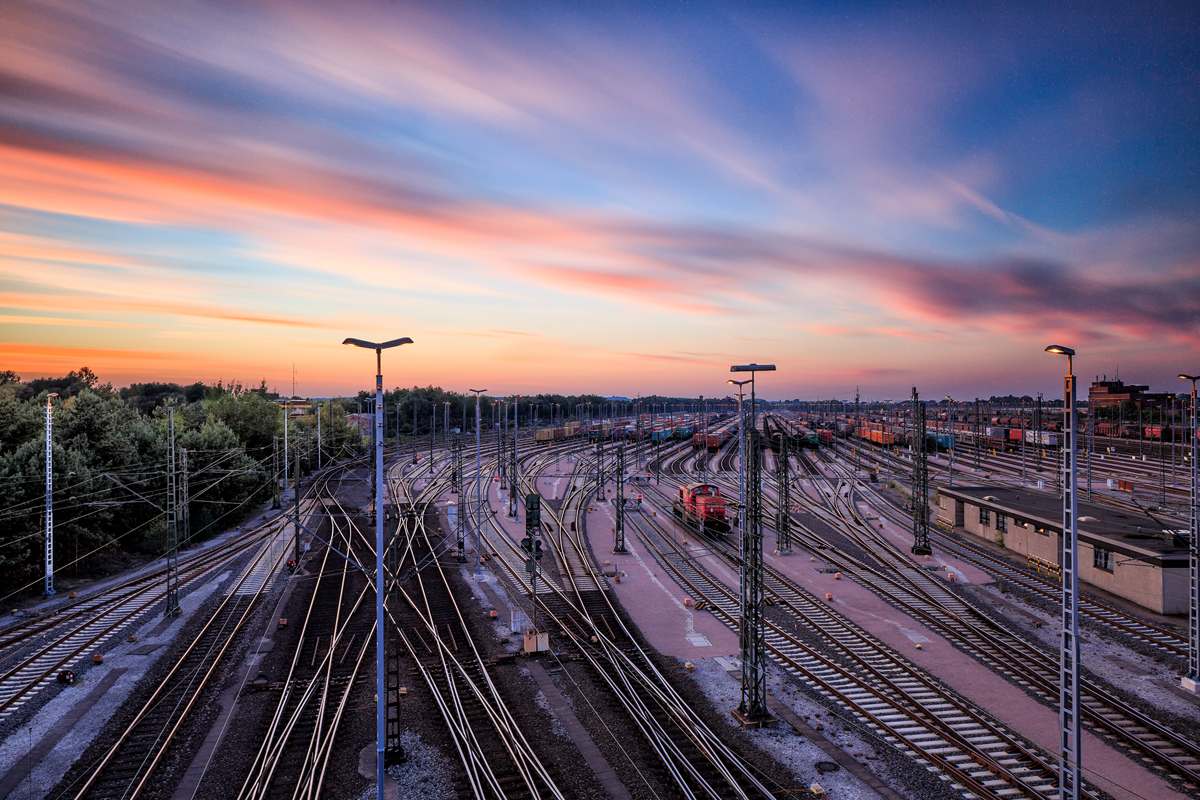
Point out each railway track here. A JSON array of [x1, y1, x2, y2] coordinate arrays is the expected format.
[[629, 507, 1088, 800]]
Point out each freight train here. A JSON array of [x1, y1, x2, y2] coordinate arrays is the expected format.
[[672, 482, 730, 534]]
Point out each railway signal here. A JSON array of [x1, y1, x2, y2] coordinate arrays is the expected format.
[[524, 493, 545, 638]]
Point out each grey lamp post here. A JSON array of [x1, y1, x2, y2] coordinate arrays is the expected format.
[[1046, 344, 1080, 800], [1180, 374, 1199, 692], [343, 335, 413, 800], [470, 389, 487, 576]]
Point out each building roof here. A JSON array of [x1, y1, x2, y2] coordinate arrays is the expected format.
[[940, 485, 1188, 568]]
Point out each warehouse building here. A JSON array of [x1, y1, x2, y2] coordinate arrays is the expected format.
[[937, 485, 1188, 615]]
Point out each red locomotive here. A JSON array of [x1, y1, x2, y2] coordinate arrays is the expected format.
[[672, 482, 729, 534]]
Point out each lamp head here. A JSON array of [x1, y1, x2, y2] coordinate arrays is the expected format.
[[1044, 345, 1075, 356], [342, 337, 413, 350], [1179, 374, 1200, 382]]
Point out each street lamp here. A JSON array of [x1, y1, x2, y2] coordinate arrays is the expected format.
[[1180, 373, 1199, 693], [1046, 344, 1080, 800], [470, 389, 488, 577], [343, 335, 413, 799]]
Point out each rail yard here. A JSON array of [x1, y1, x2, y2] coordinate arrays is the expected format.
[[1, 397, 1197, 800]]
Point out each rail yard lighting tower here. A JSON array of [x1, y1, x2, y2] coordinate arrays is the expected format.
[[44, 393, 57, 595], [470, 389, 488, 577], [343, 335, 413, 799], [1181, 373, 1200, 693], [1046, 344, 1081, 800], [729, 363, 776, 727]]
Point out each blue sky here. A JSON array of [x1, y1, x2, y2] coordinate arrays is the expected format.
[[1, 0, 1196, 399]]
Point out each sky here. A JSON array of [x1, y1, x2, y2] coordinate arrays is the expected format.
[[1, 0, 1197, 401]]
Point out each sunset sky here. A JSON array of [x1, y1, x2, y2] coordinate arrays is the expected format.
[[2, 1, 1197, 401]]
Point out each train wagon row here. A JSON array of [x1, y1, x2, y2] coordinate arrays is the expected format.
[[692, 429, 732, 452]]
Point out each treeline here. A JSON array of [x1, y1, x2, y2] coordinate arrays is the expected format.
[[0, 369, 364, 599], [357, 389, 713, 437]]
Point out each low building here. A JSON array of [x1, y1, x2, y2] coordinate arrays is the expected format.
[[937, 485, 1188, 615], [1088, 378, 1172, 409]]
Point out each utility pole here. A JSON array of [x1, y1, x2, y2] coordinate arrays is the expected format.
[[1036, 393, 1044, 476], [595, 439, 604, 502], [775, 434, 792, 554], [975, 398, 982, 470], [44, 393, 57, 596], [452, 436, 464, 550], [165, 407, 181, 616], [293, 446, 302, 568], [511, 399, 520, 521], [1178, 374, 1199, 694], [180, 448, 190, 548], [736, 426, 769, 724], [470, 389, 487, 577], [614, 445, 628, 553], [911, 388, 932, 556]]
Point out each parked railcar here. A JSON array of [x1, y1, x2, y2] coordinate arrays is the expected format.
[[672, 482, 730, 534]]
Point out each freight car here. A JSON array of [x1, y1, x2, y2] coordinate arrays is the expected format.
[[672, 482, 730, 534]]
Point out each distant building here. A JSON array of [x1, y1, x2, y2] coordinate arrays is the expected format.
[[1088, 378, 1171, 409]]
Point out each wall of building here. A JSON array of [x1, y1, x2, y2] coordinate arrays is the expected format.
[[938, 494, 1185, 615]]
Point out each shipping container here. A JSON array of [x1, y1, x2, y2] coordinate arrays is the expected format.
[[1025, 430, 1059, 447]]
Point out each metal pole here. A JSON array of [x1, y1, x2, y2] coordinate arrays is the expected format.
[[340, 335, 412, 796], [1181, 375, 1199, 692], [513, 397, 520, 520], [946, 396, 955, 486], [471, 389, 487, 576], [373, 352, 385, 797], [284, 401, 289, 511], [44, 394, 57, 595], [1048, 346, 1081, 800]]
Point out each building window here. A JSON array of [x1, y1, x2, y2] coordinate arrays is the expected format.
[[978, 507, 991, 526], [1093, 548, 1114, 572], [996, 514, 1007, 533]]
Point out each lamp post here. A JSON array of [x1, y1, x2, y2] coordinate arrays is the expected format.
[[470, 389, 488, 577], [1046, 344, 1080, 800], [44, 393, 58, 596], [1180, 374, 1199, 693], [343, 335, 413, 799]]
